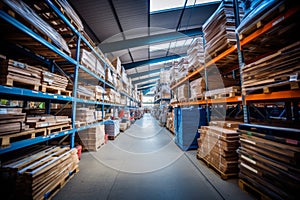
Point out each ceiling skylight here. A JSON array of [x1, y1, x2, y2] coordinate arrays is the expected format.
[[150, 0, 220, 13]]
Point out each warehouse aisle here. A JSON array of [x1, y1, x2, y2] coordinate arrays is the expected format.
[[54, 114, 252, 200]]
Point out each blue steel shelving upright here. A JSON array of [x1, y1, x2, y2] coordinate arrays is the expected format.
[[0, 0, 139, 155]]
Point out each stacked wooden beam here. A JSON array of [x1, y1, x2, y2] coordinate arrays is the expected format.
[[205, 86, 240, 99], [0, 146, 79, 200], [0, 108, 28, 135], [0, 59, 42, 90], [197, 121, 240, 179], [105, 88, 118, 103], [242, 42, 300, 94], [238, 124, 300, 199], [77, 85, 96, 100], [187, 37, 205, 71], [203, 0, 243, 58], [26, 115, 71, 128], [76, 108, 96, 125], [41, 71, 69, 90], [78, 125, 105, 151]]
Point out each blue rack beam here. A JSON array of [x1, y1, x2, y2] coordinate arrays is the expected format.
[[0, 86, 73, 102], [0, 129, 74, 155]]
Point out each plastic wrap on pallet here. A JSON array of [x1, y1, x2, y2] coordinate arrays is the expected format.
[[96, 59, 105, 76], [106, 68, 113, 83], [3, 0, 70, 55], [80, 49, 97, 71], [57, 0, 84, 31], [104, 120, 120, 137]]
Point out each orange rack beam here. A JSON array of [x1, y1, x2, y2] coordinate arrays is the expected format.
[[246, 91, 300, 101]]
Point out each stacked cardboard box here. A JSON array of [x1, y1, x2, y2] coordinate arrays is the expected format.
[[76, 108, 96, 124], [238, 124, 300, 199], [197, 121, 240, 178], [187, 37, 205, 71], [78, 125, 105, 151], [190, 78, 206, 99]]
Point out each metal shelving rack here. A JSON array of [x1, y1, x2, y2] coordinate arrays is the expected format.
[[0, 0, 139, 154], [170, 1, 300, 125]]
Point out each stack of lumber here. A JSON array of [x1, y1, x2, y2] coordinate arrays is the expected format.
[[85, 85, 106, 101], [190, 78, 205, 100], [106, 68, 113, 84], [177, 84, 189, 102], [238, 124, 300, 199], [105, 88, 118, 103], [169, 64, 179, 86], [176, 58, 189, 81], [0, 59, 42, 90], [78, 125, 105, 151], [77, 85, 95, 100], [205, 86, 240, 99], [111, 57, 122, 75], [41, 71, 69, 90], [197, 121, 240, 179], [0, 146, 79, 200], [2, 0, 70, 55], [242, 42, 300, 94], [187, 37, 205, 71], [160, 70, 170, 84], [203, 0, 243, 58], [26, 114, 71, 128], [76, 108, 96, 124], [0, 107, 28, 135]]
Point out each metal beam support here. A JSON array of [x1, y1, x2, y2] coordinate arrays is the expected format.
[[124, 54, 185, 69], [138, 85, 156, 91], [137, 82, 157, 88], [99, 28, 202, 53], [132, 76, 160, 84], [128, 67, 171, 78]]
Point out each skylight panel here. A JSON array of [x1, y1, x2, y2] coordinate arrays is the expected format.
[[150, 0, 220, 13]]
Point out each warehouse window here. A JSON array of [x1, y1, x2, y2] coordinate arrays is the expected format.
[[150, 0, 220, 13]]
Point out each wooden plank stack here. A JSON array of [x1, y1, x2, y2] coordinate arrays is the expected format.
[[78, 125, 105, 151], [0, 107, 28, 135], [0, 146, 79, 200], [187, 37, 205, 71], [238, 123, 300, 200], [242, 42, 300, 94], [190, 78, 205, 100], [77, 85, 96, 100], [203, 0, 243, 58], [197, 121, 241, 179], [26, 115, 71, 128], [0, 59, 42, 90], [41, 71, 70, 95], [105, 88, 118, 103], [205, 86, 240, 99], [76, 108, 96, 125]]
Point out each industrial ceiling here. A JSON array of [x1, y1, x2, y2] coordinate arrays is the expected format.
[[70, 0, 220, 90]]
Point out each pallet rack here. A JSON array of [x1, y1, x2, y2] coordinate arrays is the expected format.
[[0, 0, 140, 155], [170, 0, 300, 125]]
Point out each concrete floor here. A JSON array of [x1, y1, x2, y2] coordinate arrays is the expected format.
[[54, 113, 253, 200]]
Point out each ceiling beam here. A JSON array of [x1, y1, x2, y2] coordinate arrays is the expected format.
[[124, 54, 185, 69], [128, 66, 171, 79], [138, 85, 156, 91], [137, 82, 157, 88], [132, 76, 160, 84], [99, 28, 202, 53]]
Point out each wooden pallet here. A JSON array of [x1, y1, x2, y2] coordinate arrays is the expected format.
[[77, 93, 96, 101], [47, 123, 72, 135], [238, 179, 271, 200], [197, 155, 238, 180], [0, 75, 40, 91], [189, 95, 204, 102], [0, 128, 47, 147], [108, 134, 119, 140], [43, 166, 79, 200], [41, 84, 72, 96]]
